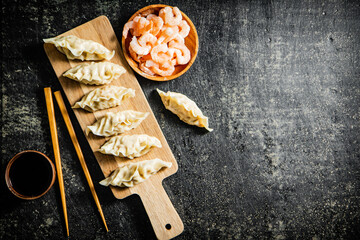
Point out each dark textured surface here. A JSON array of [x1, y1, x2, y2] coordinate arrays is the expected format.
[[1, 0, 360, 239]]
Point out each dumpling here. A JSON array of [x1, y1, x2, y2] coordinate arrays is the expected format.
[[157, 89, 213, 131], [73, 85, 135, 112], [43, 35, 115, 61], [86, 110, 149, 137], [63, 62, 126, 85], [98, 134, 162, 159], [99, 159, 172, 187]]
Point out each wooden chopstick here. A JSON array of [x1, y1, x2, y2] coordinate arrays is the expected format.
[[53, 91, 109, 232], [44, 87, 69, 236]]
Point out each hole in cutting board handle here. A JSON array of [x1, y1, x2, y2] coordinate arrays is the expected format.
[[165, 224, 171, 230]]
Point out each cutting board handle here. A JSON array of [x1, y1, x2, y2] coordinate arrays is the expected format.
[[136, 180, 184, 240]]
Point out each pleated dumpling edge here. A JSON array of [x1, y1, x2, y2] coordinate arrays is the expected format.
[[43, 35, 115, 61], [86, 110, 149, 137], [73, 85, 135, 112], [98, 134, 162, 159], [157, 89, 213, 132], [99, 159, 172, 188], [63, 62, 126, 85]]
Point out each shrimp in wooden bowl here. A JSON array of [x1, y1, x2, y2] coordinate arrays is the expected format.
[[122, 4, 198, 81]]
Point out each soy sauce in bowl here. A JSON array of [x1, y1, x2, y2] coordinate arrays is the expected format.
[[5, 150, 56, 200]]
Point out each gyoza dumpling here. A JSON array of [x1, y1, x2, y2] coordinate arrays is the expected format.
[[86, 110, 149, 137], [43, 35, 115, 61], [99, 159, 172, 187], [73, 85, 135, 112], [157, 89, 213, 131], [98, 134, 162, 159], [63, 62, 126, 85]]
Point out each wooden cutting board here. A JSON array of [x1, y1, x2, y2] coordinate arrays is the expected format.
[[43, 15, 183, 240]]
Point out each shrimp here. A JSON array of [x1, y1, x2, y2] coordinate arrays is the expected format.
[[138, 20, 153, 35], [123, 21, 135, 38], [157, 25, 179, 44], [169, 42, 190, 65], [169, 33, 185, 45], [129, 45, 142, 62], [141, 8, 155, 17], [131, 16, 152, 36], [178, 20, 190, 38], [145, 59, 159, 68], [154, 62, 176, 77], [147, 14, 164, 36], [138, 32, 157, 47], [140, 53, 152, 61], [123, 16, 148, 37], [159, 6, 182, 26], [130, 36, 151, 55], [139, 62, 155, 76], [151, 43, 173, 64], [146, 13, 157, 19], [145, 60, 175, 77]]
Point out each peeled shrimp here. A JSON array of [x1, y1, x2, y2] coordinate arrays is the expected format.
[[169, 42, 190, 65], [131, 16, 152, 36], [178, 20, 190, 38], [141, 8, 155, 17], [129, 45, 142, 62], [151, 44, 172, 64], [146, 14, 164, 36], [139, 62, 155, 76], [124, 16, 149, 37], [140, 53, 153, 61], [159, 6, 182, 26], [123, 21, 135, 38], [138, 32, 157, 47], [123, 6, 190, 77], [130, 36, 151, 55], [145, 60, 175, 77], [157, 25, 179, 44], [170, 33, 185, 45]]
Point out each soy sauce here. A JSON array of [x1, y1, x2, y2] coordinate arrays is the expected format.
[[9, 152, 53, 197]]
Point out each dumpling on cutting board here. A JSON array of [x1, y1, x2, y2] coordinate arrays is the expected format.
[[98, 134, 162, 159], [63, 62, 126, 85], [43, 35, 115, 61], [157, 89, 213, 131], [73, 85, 135, 112], [86, 110, 149, 137], [99, 159, 171, 187]]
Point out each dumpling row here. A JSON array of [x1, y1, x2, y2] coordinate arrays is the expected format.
[[45, 35, 170, 188]]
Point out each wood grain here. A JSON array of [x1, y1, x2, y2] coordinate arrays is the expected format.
[[44, 16, 183, 239]]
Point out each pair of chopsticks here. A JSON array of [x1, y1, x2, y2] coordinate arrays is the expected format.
[[44, 87, 108, 236]]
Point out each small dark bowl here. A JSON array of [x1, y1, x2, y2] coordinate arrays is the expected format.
[[5, 150, 56, 200]]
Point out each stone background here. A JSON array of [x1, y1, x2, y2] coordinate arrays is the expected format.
[[1, 0, 359, 239]]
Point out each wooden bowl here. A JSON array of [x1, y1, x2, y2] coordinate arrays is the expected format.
[[5, 150, 56, 200], [121, 4, 199, 81]]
